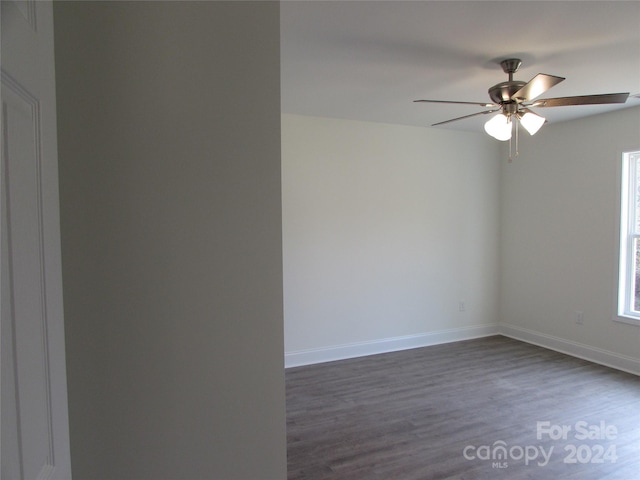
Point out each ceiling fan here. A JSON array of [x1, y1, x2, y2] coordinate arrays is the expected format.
[[414, 58, 630, 160]]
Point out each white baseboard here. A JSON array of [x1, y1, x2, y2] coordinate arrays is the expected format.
[[284, 324, 499, 368], [499, 324, 640, 376]]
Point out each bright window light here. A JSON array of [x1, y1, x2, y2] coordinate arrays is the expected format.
[[617, 150, 640, 324]]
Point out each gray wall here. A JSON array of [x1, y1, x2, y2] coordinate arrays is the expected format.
[[282, 108, 640, 373], [282, 114, 501, 363], [500, 106, 640, 364], [54, 2, 285, 479]]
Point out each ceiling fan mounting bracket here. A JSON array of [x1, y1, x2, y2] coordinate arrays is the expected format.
[[500, 58, 522, 75]]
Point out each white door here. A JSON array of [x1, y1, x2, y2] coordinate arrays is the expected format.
[[1, 1, 72, 479]]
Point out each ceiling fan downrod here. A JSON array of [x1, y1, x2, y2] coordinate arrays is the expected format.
[[488, 58, 527, 105]]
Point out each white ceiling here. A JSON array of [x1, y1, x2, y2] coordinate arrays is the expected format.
[[281, 0, 640, 132]]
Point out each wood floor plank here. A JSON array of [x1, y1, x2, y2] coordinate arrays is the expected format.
[[286, 336, 640, 479]]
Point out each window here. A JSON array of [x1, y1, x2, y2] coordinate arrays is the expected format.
[[618, 150, 640, 324]]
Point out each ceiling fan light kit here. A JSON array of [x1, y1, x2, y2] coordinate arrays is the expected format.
[[415, 58, 630, 161], [484, 110, 545, 140], [484, 113, 512, 141], [518, 111, 545, 136]]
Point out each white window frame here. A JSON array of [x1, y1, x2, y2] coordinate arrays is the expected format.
[[617, 149, 640, 325]]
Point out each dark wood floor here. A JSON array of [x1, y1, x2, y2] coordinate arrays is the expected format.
[[286, 336, 640, 479]]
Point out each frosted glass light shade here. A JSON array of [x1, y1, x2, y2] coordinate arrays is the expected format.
[[484, 114, 512, 141], [520, 111, 545, 135]]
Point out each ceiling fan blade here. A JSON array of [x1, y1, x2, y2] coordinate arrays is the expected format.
[[432, 109, 499, 127], [414, 99, 497, 108], [511, 73, 565, 102], [530, 92, 630, 107]]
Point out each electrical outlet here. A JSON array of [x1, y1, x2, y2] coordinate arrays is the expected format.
[[459, 301, 466, 312], [575, 311, 584, 325]]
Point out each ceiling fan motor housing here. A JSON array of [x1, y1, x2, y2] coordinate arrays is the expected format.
[[488, 80, 526, 104]]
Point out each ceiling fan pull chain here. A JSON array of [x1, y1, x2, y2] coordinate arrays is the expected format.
[[508, 130, 513, 163], [515, 116, 520, 159]]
